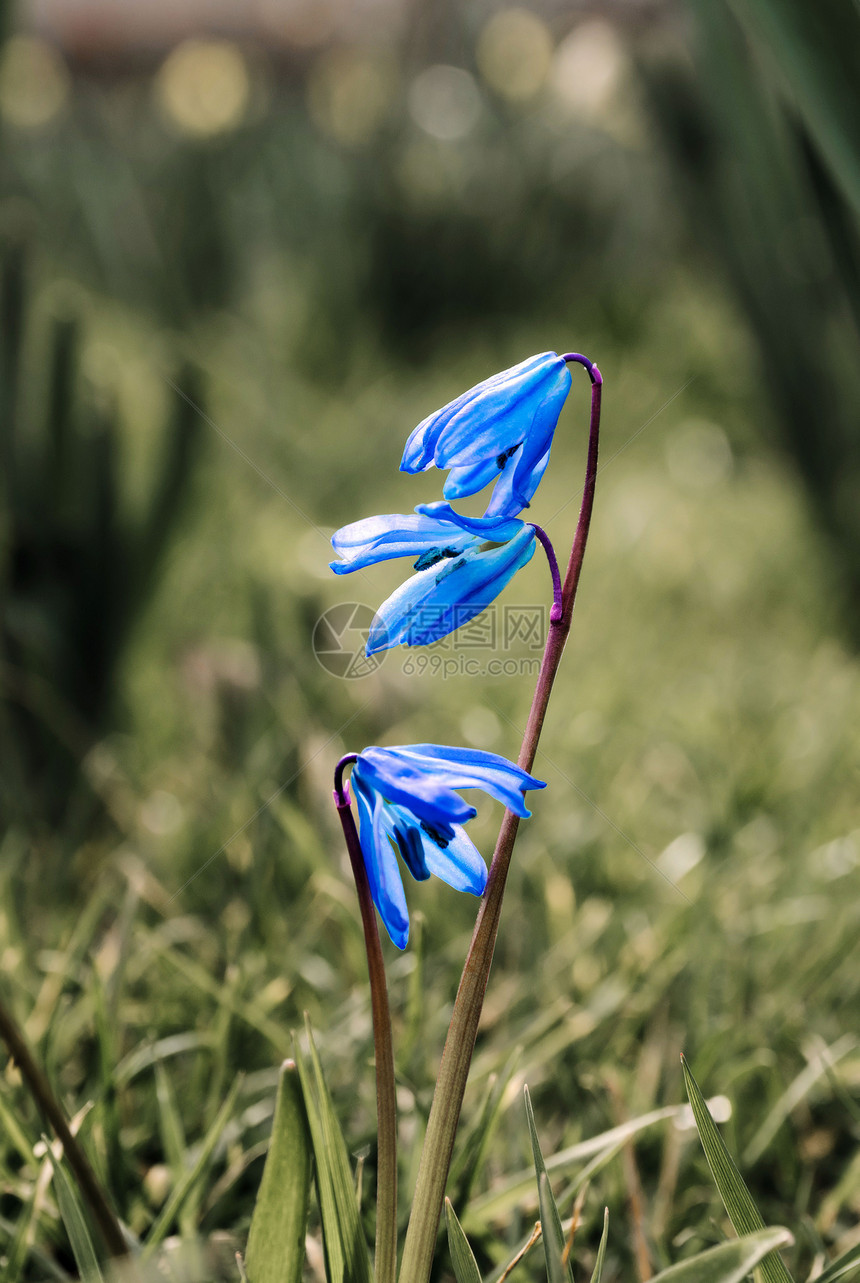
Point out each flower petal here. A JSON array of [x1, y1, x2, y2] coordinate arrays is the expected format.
[[416, 821, 488, 894], [400, 354, 551, 474], [483, 444, 551, 518], [400, 353, 563, 473], [442, 456, 501, 500], [356, 750, 477, 827], [366, 524, 536, 654], [431, 355, 566, 469], [330, 512, 477, 575], [414, 501, 524, 542], [353, 773, 410, 949], [379, 744, 546, 816], [510, 366, 571, 507]]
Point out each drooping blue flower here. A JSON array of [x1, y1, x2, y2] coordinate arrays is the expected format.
[[330, 503, 536, 655], [400, 353, 572, 518], [350, 743, 546, 948]]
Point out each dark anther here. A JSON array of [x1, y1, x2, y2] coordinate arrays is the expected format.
[[413, 546, 462, 572]]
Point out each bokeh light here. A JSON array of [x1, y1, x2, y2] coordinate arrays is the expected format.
[[476, 8, 553, 103], [551, 19, 627, 119], [154, 37, 250, 137], [408, 64, 481, 141], [307, 46, 395, 146], [0, 34, 69, 129]]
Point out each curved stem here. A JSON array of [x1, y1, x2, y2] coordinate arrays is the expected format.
[[562, 352, 603, 387], [334, 753, 358, 806], [0, 993, 129, 1258], [397, 363, 602, 1283], [530, 524, 563, 622], [333, 763, 397, 1283]]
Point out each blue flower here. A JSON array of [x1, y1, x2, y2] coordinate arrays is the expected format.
[[400, 353, 572, 518], [350, 744, 546, 947], [330, 503, 536, 655]]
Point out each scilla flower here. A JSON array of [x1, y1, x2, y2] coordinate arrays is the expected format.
[[350, 744, 545, 947], [330, 502, 536, 654], [400, 352, 572, 518]]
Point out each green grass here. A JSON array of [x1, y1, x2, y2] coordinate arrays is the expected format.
[[1, 264, 859, 1280]]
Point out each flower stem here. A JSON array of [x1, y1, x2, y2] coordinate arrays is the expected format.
[[397, 362, 602, 1283], [334, 757, 398, 1283], [530, 524, 563, 622], [0, 991, 129, 1259]]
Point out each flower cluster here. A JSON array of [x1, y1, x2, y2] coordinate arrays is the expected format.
[[330, 352, 573, 655], [330, 353, 577, 944]]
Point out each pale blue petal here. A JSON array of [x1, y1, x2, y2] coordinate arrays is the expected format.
[[380, 744, 546, 817], [366, 525, 536, 654], [414, 501, 524, 542], [417, 822, 488, 894], [353, 773, 409, 949], [330, 512, 477, 574], [442, 456, 501, 499]]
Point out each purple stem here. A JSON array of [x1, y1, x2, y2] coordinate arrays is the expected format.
[[562, 352, 604, 386], [530, 524, 563, 622], [334, 753, 358, 807], [333, 758, 397, 1283], [398, 360, 603, 1283]]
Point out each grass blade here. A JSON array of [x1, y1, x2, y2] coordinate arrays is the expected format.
[[141, 1073, 241, 1261], [650, 1227, 793, 1283], [470, 1098, 729, 1224], [524, 1086, 573, 1283], [244, 1060, 312, 1283], [589, 1208, 609, 1283], [293, 1018, 373, 1283], [681, 1056, 793, 1283], [44, 1142, 105, 1283], [815, 1242, 860, 1283], [445, 1198, 483, 1283]]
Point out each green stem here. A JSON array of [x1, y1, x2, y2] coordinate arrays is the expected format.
[[334, 763, 398, 1283], [0, 990, 129, 1258], [398, 367, 602, 1283]]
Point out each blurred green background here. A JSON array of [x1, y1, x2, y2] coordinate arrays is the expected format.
[[1, 1, 859, 1279]]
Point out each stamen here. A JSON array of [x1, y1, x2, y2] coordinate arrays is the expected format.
[[414, 546, 462, 571]]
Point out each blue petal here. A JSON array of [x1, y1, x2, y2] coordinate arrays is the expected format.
[[366, 524, 536, 654], [481, 444, 551, 519], [378, 744, 546, 817], [432, 355, 566, 469], [414, 501, 524, 542], [353, 773, 409, 949], [442, 456, 501, 499], [416, 821, 488, 894], [400, 354, 562, 473], [330, 513, 478, 574], [355, 751, 477, 828], [510, 366, 571, 507]]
